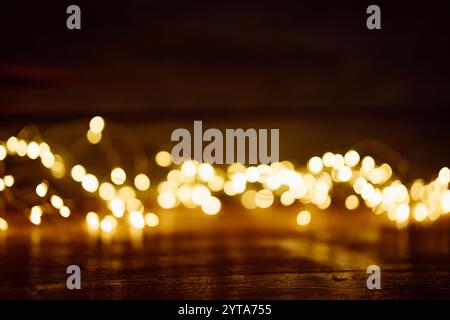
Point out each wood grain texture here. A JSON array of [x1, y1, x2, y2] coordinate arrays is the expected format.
[[0, 209, 449, 299]]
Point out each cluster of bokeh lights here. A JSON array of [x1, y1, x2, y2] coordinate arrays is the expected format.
[[0, 116, 449, 235]]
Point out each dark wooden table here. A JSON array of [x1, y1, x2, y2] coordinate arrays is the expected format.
[[1, 208, 449, 299]]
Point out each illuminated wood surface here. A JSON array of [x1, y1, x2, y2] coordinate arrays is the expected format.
[[1, 208, 449, 299]]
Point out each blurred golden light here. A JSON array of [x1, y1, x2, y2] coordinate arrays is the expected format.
[[231, 172, 247, 194], [3, 175, 14, 187], [60, 206, 71, 218], [201, 196, 221, 215], [280, 190, 295, 206], [308, 156, 323, 174], [50, 155, 66, 179], [413, 203, 428, 222], [0, 145, 6, 160], [0, 217, 8, 231], [241, 190, 257, 209], [344, 150, 360, 167], [144, 213, 159, 227], [345, 195, 360, 210], [82, 174, 99, 193], [26, 142, 40, 159], [255, 189, 274, 208], [41, 151, 55, 168], [30, 206, 42, 225], [332, 154, 345, 170], [296, 210, 311, 226], [208, 175, 225, 192], [337, 166, 352, 182], [99, 182, 116, 200], [361, 156, 375, 172], [71, 165, 86, 182], [36, 181, 48, 197], [192, 185, 211, 205], [155, 151, 172, 167], [50, 195, 64, 209], [198, 163, 215, 181], [438, 167, 450, 185], [86, 212, 100, 230], [396, 203, 410, 222], [38, 142, 50, 157], [111, 167, 126, 185], [16, 140, 28, 157], [245, 167, 260, 183], [127, 198, 143, 213], [129, 211, 145, 229], [158, 191, 176, 209], [440, 190, 450, 213], [86, 129, 102, 144], [176, 186, 192, 202], [118, 186, 136, 202], [110, 198, 126, 218], [6, 137, 18, 154], [0, 179, 4, 192], [134, 173, 150, 191], [100, 215, 117, 233], [181, 161, 196, 178], [89, 116, 105, 134], [322, 152, 334, 167]]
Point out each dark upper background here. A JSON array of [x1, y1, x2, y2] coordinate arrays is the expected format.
[[0, 1, 448, 176]]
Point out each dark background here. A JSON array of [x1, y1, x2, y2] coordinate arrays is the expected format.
[[0, 0, 449, 176]]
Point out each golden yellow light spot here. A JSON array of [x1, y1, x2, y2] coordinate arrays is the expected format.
[[0, 179, 4, 192], [322, 152, 334, 167], [118, 186, 136, 202], [202, 196, 221, 215], [129, 211, 145, 229], [296, 210, 311, 226], [27, 142, 40, 159], [82, 174, 99, 193], [50, 195, 64, 209], [111, 167, 126, 185], [0, 145, 6, 160], [50, 155, 65, 179], [99, 182, 116, 200], [177, 186, 192, 202], [145, 213, 159, 227], [158, 191, 177, 209], [89, 116, 105, 134], [245, 167, 260, 183], [155, 151, 172, 167], [337, 166, 352, 182], [361, 156, 375, 172], [181, 161, 196, 178], [110, 198, 126, 218], [438, 167, 450, 185], [255, 189, 274, 208], [440, 190, 450, 213], [413, 203, 428, 222], [231, 172, 247, 194], [16, 140, 28, 157], [41, 151, 55, 168], [60, 206, 71, 218], [344, 150, 360, 167], [127, 198, 143, 213], [280, 190, 295, 206], [6, 137, 18, 154], [307, 156, 323, 174], [100, 215, 117, 232], [36, 181, 48, 197], [241, 190, 257, 210], [86, 129, 102, 144], [38, 142, 50, 157], [134, 174, 150, 191], [30, 206, 42, 225], [86, 212, 100, 230], [395, 203, 410, 222], [345, 195, 359, 210], [71, 165, 86, 182], [198, 163, 215, 182], [208, 175, 225, 192], [191, 185, 211, 205], [0, 218, 8, 231], [3, 175, 14, 187]]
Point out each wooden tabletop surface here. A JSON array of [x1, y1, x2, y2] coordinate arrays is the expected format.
[[1, 208, 449, 299]]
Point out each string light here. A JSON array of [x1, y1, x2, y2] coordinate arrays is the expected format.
[[0, 115, 448, 237]]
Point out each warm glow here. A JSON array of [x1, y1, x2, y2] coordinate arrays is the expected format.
[[201, 196, 221, 215], [99, 182, 116, 200], [345, 195, 360, 210], [134, 174, 150, 191], [82, 174, 99, 193], [111, 167, 126, 185], [155, 151, 172, 167], [71, 165, 86, 182], [308, 156, 323, 174], [50, 195, 64, 209], [36, 181, 49, 197], [89, 116, 105, 134], [145, 213, 159, 227], [60, 206, 71, 218], [86, 130, 102, 144], [0, 218, 8, 231], [110, 198, 126, 218], [158, 191, 177, 209], [297, 210, 311, 226], [255, 189, 274, 208], [86, 212, 100, 230], [129, 211, 145, 229], [30, 206, 42, 225]]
